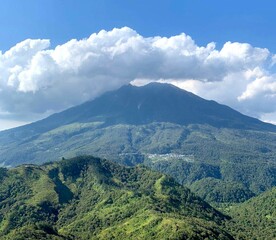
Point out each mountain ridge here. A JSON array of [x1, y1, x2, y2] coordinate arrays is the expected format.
[[0, 156, 234, 240]]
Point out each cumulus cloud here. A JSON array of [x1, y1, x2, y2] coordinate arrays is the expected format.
[[0, 27, 276, 128]]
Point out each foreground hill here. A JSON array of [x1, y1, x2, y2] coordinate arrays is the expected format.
[[226, 187, 276, 239], [0, 83, 275, 203], [0, 156, 233, 240]]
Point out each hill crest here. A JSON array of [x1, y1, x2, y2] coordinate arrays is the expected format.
[[0, 156, 233, 239]]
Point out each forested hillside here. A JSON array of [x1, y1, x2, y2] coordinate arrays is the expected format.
[[1, 122, 276, 204], [226, 187, 276, 239], [0, 156, 233, 240]]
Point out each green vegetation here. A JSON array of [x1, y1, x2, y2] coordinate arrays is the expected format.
[[0, 156, 275, 239], [0, 156, 233, 240], [188, 177, 255, 204], [1, 122, 275, 204], [226, 187, 276, 240]]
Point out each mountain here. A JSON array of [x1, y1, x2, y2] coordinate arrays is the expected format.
[[226, 187, 276, 239], [0, 83, 275, 203], [4, 82, 276, 135], [0, 156, 234, 240]]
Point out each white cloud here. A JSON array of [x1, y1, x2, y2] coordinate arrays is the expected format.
[[0, 119, 28, 131], [260, 112, 276, 125], [0, 27, 276, 128]]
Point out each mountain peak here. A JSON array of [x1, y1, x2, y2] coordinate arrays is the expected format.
[[63, 82, 274, 131], [125, 82, 189, 93], [116, 82, 181, 93], [5, 82, 276, 135]]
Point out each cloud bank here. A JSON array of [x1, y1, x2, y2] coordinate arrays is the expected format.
[[0, 27, 276, 128]]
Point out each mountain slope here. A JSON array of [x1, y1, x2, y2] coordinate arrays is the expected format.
[[0, 122, 275, 201], [3, 83, 276, 138], [38, 82, 276, 130], [1, 83, 275, 167], [0, 156, 233, 240], [226, 187, 276, 239]]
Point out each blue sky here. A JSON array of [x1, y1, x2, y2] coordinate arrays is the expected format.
[[0, 0, 276, 130], [1, 0, 276, 51]]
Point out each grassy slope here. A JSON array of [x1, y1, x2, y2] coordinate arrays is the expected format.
[[0, 156, 233, 240]]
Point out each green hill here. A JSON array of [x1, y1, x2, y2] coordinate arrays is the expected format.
[[0, 156, 233, 240], [188, 177, 255, 204], [226, 187, 276, 240]]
